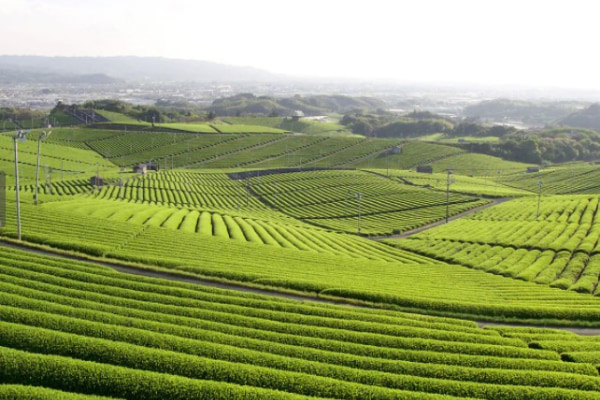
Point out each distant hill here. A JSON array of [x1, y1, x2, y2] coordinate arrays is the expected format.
[[559, 103, 600, 131], [0, 68, 120, 84], [0, 55, 278, 83], [208, 93, 385, 116], [463, 98, 579, 125]]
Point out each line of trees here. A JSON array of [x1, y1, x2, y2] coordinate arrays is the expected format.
[[455, 129, 600, 164], [342, 110, 600, 164], [79, 99, 212, 123]]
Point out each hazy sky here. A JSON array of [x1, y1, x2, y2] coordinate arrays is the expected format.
[[1, 0, 598, 89]]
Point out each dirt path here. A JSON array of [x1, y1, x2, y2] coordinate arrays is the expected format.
[[2, 238, 600, 336], [0, 240, 360, 308], [371, 197, 513, 240]]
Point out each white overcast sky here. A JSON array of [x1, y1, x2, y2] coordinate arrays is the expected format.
[[1, 0, 598, 89]]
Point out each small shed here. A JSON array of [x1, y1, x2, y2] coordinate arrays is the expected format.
[[291, 110, 304, 121], [146, 161, 160, 171], [133, 164, 147, 174], [416, 165, 433, 174], [526, 166, 540, 173], [389, 146, 402, 155], [90, 176, 104, 187]]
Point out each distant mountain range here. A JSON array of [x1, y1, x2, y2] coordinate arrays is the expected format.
[[0, 55, 280, 83]]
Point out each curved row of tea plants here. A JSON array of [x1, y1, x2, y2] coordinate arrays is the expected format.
[[77, 169, 489, 235], [85, 131, 201, 158], [0, 134, 114, 184], [44, 197, 426, 262], [101, 134, 274, 168], [389, 195, 600, 294], [6, 188, 600, 325], [377, 169, 533, 198], [1, 245, 600, 399], [427, 153, 534, 176], [248, 169, 487, 234], [224, 135, 330, 168], [497, 164, 600, 195], [43, 128, 121, 149], [196, 136, 366, 169], [88, 170, 270, 211]]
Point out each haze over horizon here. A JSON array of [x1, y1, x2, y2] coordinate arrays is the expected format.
[[1, 0, 598, 91]]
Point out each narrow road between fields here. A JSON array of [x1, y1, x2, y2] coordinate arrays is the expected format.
[[371, 197, 513, 240], [0, 240, 360, 308], [2, 238, 600, 336]]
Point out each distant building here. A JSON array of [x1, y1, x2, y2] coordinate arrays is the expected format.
[[291, 110, 304, 121], [389, 146, 402, 155], [416, 165, 433, 174], [526, 167, 540, 173], [133, 164, 147, 174], [90, 176, 104, 187], [146, 161, 160, 171]]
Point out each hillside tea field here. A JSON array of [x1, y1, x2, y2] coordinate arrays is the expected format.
[[390, 195, 600, 294], [3, 122, 600, 398], [4, 193, 600, 326], [2, 246, 600, 399]]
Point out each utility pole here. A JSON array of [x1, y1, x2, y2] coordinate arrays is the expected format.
[[347, 190, 363, 234], [34, 126, 52, 205], [386, 155, 390, 177], [0, 172, 5, 229], [536, 180, 543, 219], [357, 192, 362, 234], [45, 166, 53, 195], [13, 129, 28, 240], [245, 177, 250, 207], [445, 169, 454, 224]]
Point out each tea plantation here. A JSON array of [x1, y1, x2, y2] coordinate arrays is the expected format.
[[2, 122, 600, 398]]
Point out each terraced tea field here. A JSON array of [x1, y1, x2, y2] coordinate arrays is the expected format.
[[3, 193, 600, 326], [45, 198, 415, 260], [30, 128, 477, 171], [427, 153, 534, 176], [498, 164, 600, 194], [3, 121, 600, 398], [0, 133, 113, 185], [48, 168, 487, 236], [89, 171, 271, 210], [390, 195, 600, 294], [43, 128, 119, 149], [373, 169, 533, 197], [247, 169, 487, 234], [3, 245, 600, 399]]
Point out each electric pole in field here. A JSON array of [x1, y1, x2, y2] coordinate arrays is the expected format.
[[445, 169, 454, 224], [13, 128, 29, 240], [536, 180, 543, 219], [34, 125, 52, 205], [347, 190, 363, 234]]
